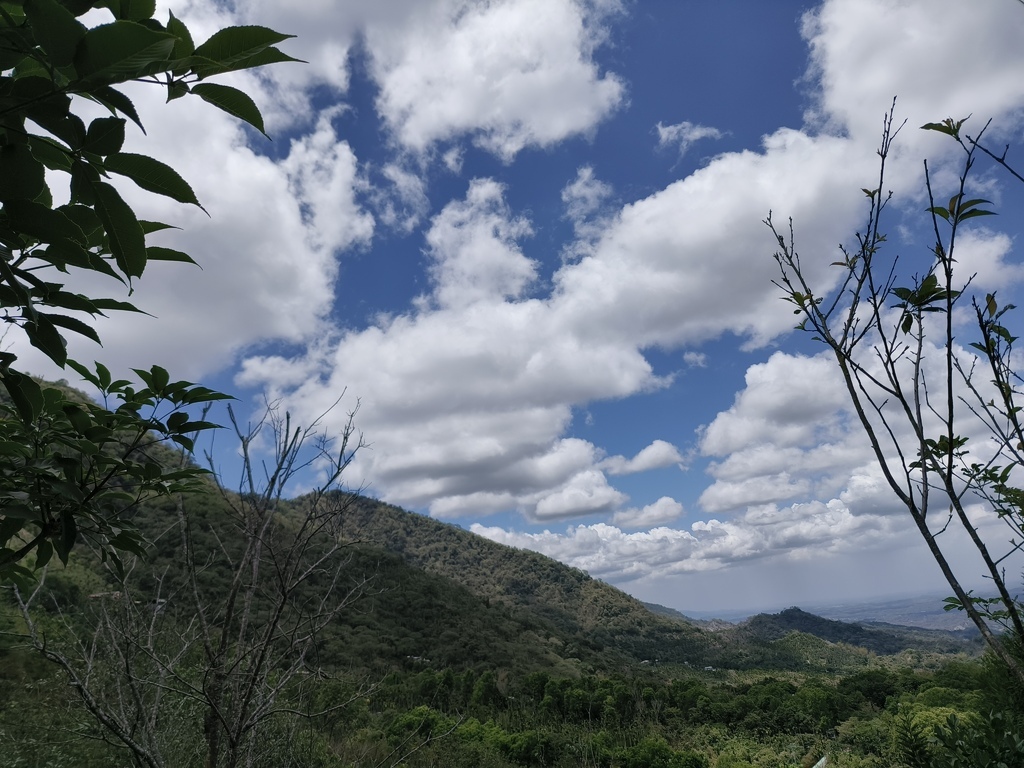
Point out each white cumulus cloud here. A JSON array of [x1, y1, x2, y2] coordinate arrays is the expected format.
[[656, 120, 725, 158], [601, 440, 684, 476], [613, 497, 685, 529], [365, 0, 625, 159]]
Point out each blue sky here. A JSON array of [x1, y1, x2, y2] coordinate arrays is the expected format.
[[18, 0, 1024, 614]]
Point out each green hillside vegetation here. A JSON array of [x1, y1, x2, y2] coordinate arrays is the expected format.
[[4, 477, 1019, 766], [736, 608, 981, 657], [334, 497, 717, 668], [47, 491, 582, 678], [331, 498, 982, 675]]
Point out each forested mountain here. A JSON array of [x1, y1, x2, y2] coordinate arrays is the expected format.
[[332, 496, 715, 668], [736, 607, 981, 656]]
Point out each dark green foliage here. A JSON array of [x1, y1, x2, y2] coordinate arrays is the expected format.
[[893, 708, 934, 768], [0, 0, 296, 578], [0, 369, 229, 585], [838, 669, 902, 710], [618, 737, 707, 768], [313, 544, 577, 675], [930, 710, 1024, 768]]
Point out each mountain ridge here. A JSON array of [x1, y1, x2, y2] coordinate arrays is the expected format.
[[329, 496, 981, 668], [333, 496, 717, 667]]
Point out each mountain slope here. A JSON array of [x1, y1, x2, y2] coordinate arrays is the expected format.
[[737, 607, 981, 656], [333, 496, 717, 666]]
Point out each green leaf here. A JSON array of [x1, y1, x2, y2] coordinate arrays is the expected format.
[[43, 313, 101, 344], [105, 548, 125, 578], [90, 297, 144, 314], [146, 245, 196, 265], [921, 122, 954, 135], [84, 116, 126, 155], [0, 144, 46, 201], [191, 82, 266, 135], [891, 287, 914, 302], [34, 112, 87, 152], [196, 45, 302, 80], [138, 220, 177, 234], [32, 179, 53, 209], [58, 204, 104, 246], [43, 476, 84, 503], [84, 360, 113, 390], [132, 365, 153, 389], [0, 61, 24, 85], [24, 0, 87, 68], [70, 158, 100, 205], [57, 0, 95, 15], [178, 420, 219, 432], [4, 200, 88, 245], [986, 294, 998, 318], [920, 118, 965, 139], [89, 85, 144, 131], [0, 516, 26, 551], [960, 198, 992, 210], [56, 509, 77, 565], [62, 403, 92, 434], [166, 79, 189, 101], [74, 20, 175, 83], [180, 386, 233, 404], [108, 530, 147, 558], [0, 441, 31, 457], [113, 0, 156, 22], [957, 208, 996, 222], [25, 315, 69, 365], [28, 135, 74, 172], [148, 364, 168, 392], [166, 411, 189, 431], [192, 25, 295, 76], [166, 10, 194, 58], [2, 369, 44, 424], [11, 76, 73, 131], [103, 152, 202, 208], [13, 55, 51, 80], [91, 180, 146, 278], [0, 506, 40, 523], [35, 539, 53, 569], [43, 241, 124, 281], [42, 290, 102, 315], [66, 359, 96, 387]]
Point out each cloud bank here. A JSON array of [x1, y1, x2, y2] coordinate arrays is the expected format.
[[13, 0, 1024, 605]]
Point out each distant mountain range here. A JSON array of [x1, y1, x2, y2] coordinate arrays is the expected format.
[[812, 595, 984, 632], [737, 607, 980, 654], [646, 600, 980, 657], [680, 593, 985, 632]]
